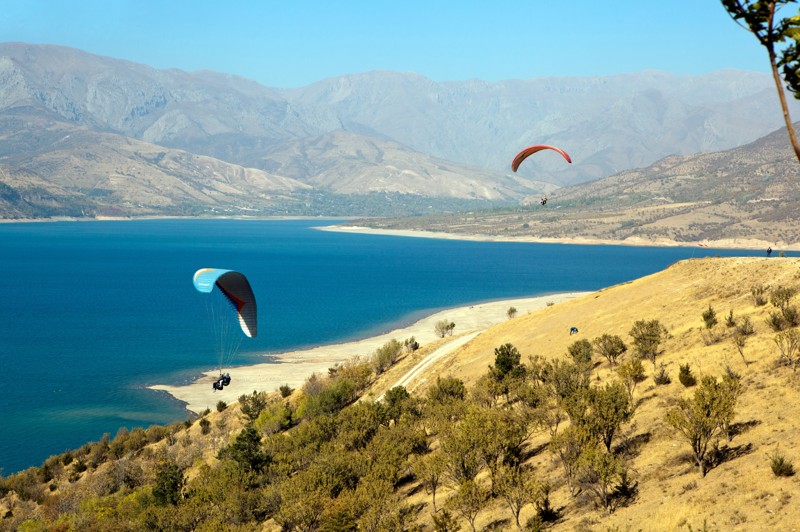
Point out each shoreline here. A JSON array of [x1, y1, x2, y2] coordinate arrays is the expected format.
[[316, 224, 798, 251], [150, 292, 590, 414], [5, 216, 793, 251]]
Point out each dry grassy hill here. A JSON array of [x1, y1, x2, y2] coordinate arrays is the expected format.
[[383, 256, 800, 530]]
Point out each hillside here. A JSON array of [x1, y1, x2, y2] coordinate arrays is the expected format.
[[351, 124, 800, 249], [3, 257, 800, 531]]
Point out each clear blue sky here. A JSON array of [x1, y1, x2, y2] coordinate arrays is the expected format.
[[0, 0, 781, 88]]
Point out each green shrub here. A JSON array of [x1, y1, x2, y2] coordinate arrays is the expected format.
[[404, 336, 420, 351], [279, 384, 294, 398], [702, 305, 718, 329], [567, 339, 593, 364], [199, 418, 211, 435], [736, 316, 755, 336], [216, 400, 227, 412], [783, 306, 800, 327], [770, 450, 795, 477], [751, 284, 768, 306], [767, 311, 787, 332], [725, 310, 736, 328], [771, 286, 797, 311], [679, 363, 697, 387], [654, 363, 671, 385]]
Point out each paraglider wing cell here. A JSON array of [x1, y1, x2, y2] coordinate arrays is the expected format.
[[511, 145, 572, 172]]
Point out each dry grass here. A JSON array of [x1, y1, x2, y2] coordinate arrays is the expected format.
[[407, 257, 800, 531]]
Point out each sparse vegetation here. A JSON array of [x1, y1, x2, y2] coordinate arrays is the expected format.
[[702, 305, 718, 329], [770, 449, 795, 477], [593, 334, 627, 366], [752, 284, 768, 306], [654, 363, 671, 385], [435, 320, 456, 338], [629, 319, 670, 370], [679, 363, 697, 387]]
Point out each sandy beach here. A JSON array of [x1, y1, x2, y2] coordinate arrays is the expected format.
[[317, 224, 798, 250], [151, 292, 589, 414]]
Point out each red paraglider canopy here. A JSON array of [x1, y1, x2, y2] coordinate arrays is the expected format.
[[511, 145, 572, 172]]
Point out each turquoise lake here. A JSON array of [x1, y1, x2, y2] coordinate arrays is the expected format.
[[0, 219, 780, 474]]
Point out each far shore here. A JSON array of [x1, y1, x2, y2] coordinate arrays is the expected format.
[[150, 292, 590, 414], [317, 224, 798, 251], [4, 215, 794, 251]]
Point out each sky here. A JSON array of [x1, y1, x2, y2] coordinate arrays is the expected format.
[[0, 0, 783, 88]]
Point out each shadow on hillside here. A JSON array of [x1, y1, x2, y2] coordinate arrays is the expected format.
[[614, 431, 652, 460], [728, 419, 761, 439], [522, 441, 549, 462], [708, 442, 755, 473]]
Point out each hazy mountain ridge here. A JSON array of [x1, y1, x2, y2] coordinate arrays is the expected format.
[[1, 42, 800, 222]]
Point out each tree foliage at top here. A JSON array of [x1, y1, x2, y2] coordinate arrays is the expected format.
[[721, 0, 800, 162]]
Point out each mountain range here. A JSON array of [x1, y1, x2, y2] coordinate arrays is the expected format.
[[0, 42, 799, 219]]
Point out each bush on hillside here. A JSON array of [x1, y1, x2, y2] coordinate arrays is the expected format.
[[654, 363, 671, 385], [702, 305, 718, 329], [679, 363, 697, 387], [770, 449, 795, 477]]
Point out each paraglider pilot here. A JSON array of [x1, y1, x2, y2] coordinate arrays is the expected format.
[[212, 372, 231, 391]]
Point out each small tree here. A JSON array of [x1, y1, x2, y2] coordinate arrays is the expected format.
[[435, 320, 456, 338], [702, 305, 718, 329], [665, 375, 736, 476], [372, 338, 403, 374], [725, 309, 737, 327], [414, 451, 446, 513], [771, 285, 797, 312], [653, 363, 671, 385], [629, 319, 670, 370], [733, 330, 748, 364], [567, 339, 593, 364], [577, 446, 626, 513], [584, 381, 633, 452], [775, 328, 800, 374], [548, 424, 591, 496], [447, 480, 488, 532], [495, 465, 545, 530], [679, 363, 697, 387], [507, 306, 518, 319], [751, 283, 769, 306], [152, 461, 184, 506], [239, 390, 269, 423], [721, 0, 800, 162], [617, 358, 646, 403], [593, 334, 627, 366], [219, 425, 270, 473]]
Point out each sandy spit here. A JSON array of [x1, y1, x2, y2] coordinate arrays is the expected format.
[[317, 224, 798, 251], [150, 292, 589, 414]]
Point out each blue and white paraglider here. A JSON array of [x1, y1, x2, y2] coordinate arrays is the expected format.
[[193, 268, 257, 390]]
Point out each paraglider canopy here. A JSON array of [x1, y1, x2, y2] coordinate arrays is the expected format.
[[193, 268, 257, 338], [511, 145, 572, 172]]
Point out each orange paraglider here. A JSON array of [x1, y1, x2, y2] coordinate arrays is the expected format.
[[511, 145, 572, 172]]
